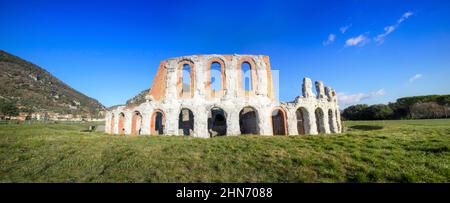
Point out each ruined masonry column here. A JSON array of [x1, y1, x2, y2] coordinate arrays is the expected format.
[[255, 58, 268, 96], [224, 60, 234, 98], [124, 111, 132, 135], [306, 106, 318, 135], [226, 109, 240, 136], [165, 61, 178, 101], [287, 109, 299, 135], [336, 110, 342, 133], [165, 107, 180, 135], [141, 112, 151, 135], [104, 114, 110, 133], [193, 107, 209, 138], [329, 108, 338, 133], [113, 113, 118, 134], [322, 109, 331, 134], [259, 107, 272, 135], [195, 59, 206, 98], [315, 81, 326, 99], [302, 77, 318, 135], [163, 60, 181, 136], [302, 77, 314, 98], [228, 58, 239, 98]]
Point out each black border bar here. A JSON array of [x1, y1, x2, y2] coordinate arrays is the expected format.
[[0, 183, 448, 201]]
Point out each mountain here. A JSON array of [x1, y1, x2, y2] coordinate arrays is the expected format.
[[0, 50, 105, 117], [125, 84, 190, 107], [126, 88, 149, 106]]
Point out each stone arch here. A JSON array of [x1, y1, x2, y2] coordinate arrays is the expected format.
[[131, 111, 143, 135], [206, 58, 226, 98], [239, 106, 259, 135], [208, 106, 227, 136], [238, 57, 257, 96], [315, 107, 326, 134], [296, 107, 308, 135], [151, 109, 165, 135], [271, 107, 288, 135], [118, 112, 125, 135], [110, 113, 115, 134], [177, 60, 195, 98], [178, 108, 194, 136]]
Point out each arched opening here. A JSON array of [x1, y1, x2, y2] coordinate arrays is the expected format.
[[210, 62, 222, 91], [315, 108, 325, 134], [118, 112, 125, 135], [208, 107, 227, 137], [207, 59, 226, 98], [335, 110, 341, 132], [110, 114, 115, 134], [151, 109, 165, 135], [271, 108, 287, 135], [328, 109, 335, 133], [296, 107, 307, 135], [178, 61, 195, 98], [178, 108, 194, 136], [241, 62, 252, 91], [131, 111, 142, 135], [239, 106, 259, 135], [182, 64, 191, 95]]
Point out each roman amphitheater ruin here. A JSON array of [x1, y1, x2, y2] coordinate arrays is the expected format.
[[105, 54, 342, 138]]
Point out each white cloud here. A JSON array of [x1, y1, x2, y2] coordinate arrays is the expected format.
[[340, 24, 352, 34], [375, 11, 413, 43], [398, 11, 413, 23], [337, 89, 386, 106], [322, 33, 336, 46], [409, 73, 422, 83], [372, 89, 386, 97], [345, 34, 369, 47]]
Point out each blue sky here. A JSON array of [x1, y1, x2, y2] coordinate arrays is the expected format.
[[1, 0, 449, 108]]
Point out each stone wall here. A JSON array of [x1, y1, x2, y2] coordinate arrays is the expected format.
[[105, 54, 342, 138]]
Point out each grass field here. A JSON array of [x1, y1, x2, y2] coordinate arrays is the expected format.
[[0, 119, 449, 183]]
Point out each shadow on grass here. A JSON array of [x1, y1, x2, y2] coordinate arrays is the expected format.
[[349, 125, 384, 131], [407, 146, 449, 154]]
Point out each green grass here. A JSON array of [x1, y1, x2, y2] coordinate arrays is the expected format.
[[0, 120, 449, 182]]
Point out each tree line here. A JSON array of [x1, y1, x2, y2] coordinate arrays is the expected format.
[[0, 99, 34, 120], [0, 100, 19, 118], [342, 94, 450, 120]]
